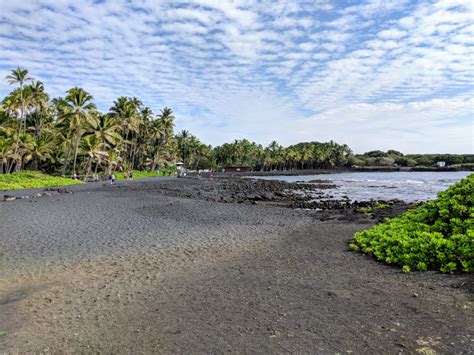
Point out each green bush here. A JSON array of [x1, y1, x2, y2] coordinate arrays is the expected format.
[[351, 174, 473, 273], [0, 171, 83, 190]]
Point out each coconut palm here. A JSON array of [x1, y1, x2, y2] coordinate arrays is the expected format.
[[5, 68, 35, 136], [61, 87, 97, 176], [27, 81, 50, 139], [176, 129, 190, 167], [31, 131, 56, 170], [109, 97, 142, 167], [94, 114, 122, 149], [79, 135, 109, 176], [148, 118, 164, 171], [157, 107, 175, 160]]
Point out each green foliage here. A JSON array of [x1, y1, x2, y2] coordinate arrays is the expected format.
[[0, 171, 83, 190], [1, 67, 472, 175], [354, 151, 474, 168], [352, 174, 474, 273], [115, 170, 159, 181], [357, 202, 390, 214], [213, 139, 353, 171]]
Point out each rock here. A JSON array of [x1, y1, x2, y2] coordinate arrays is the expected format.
[[261, 192, 275, 200], [3, 195, 16, 201]]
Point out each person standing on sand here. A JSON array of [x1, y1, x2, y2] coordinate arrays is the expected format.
[[111, 173, 115, 184]]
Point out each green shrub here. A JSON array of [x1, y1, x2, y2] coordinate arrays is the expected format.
[[352, 174, 473, 273], [0, 171, 83, 190]]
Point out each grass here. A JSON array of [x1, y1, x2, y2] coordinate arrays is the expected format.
[[115, 169, 176, 181], [0, 331, 8, 337], [115, 170, 159, 181], [0, 171, 83, 191]]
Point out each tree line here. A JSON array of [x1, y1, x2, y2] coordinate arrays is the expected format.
[[352, 150, 474, 168], [1, 68, 472, 176]]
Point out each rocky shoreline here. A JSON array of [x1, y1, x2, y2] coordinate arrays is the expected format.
[[127, 176, 417, 222]]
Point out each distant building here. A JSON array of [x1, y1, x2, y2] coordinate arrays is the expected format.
[[224, 165, 251, 172], [436, 161, 446, 167]]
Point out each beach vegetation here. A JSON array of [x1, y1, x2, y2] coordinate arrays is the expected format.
[[351, 174, 474, 273], [115, 170, 158, 180], [0, 171, 83, 190]]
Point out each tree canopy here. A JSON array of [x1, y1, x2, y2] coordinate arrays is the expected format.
[[1, 68, 472, 176]]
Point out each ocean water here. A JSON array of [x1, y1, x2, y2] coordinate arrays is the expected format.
[[252, 171, 472, 202]]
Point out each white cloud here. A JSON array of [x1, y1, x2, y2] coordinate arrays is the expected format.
[[0, 0, 472, 153]]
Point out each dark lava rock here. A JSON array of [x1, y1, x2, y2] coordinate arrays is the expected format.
[[261, 192, 275, 200], [45, 187, 73, 194]]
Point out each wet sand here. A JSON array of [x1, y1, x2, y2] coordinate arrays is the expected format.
[[1, 177, 472, 353]]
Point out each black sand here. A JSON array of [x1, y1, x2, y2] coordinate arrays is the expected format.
[[1, 177, 472, 353]]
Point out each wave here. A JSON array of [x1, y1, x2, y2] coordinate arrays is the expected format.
[[405, 179, 425, 184]]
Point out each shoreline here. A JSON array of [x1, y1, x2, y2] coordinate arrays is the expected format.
[[224, 166, 474, 177], [2, 167, 472, 195], [1, 177, 472, 353]]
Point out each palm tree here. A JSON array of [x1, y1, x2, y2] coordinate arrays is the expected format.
[[31, 131, 56, 170], [5, 68, 35, 171], [94, 114, 121, 149], [148, 118, 163, 171], [176, 129, 190, 167], [27, 81, 50, 139], [2, 89, 21, 118], [62, 87, 97, 176], [157, 107, 175, 161], [0, 132, 14, 173], [79, 135, 108, 176], [5, 68, 34, 132], [109, 97, 142, 167]]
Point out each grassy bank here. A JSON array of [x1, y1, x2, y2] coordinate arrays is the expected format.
[[0, 171, 83, 191], [115, 169, 177, 181], [115, 170, 163, 181], [350, 174, 473, 273]]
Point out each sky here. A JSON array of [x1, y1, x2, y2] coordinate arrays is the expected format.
[[0, 0, 473, 153]]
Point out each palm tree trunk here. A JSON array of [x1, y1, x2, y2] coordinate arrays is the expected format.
[[12, 83, 24, 173], [72, 130, 80, 176], [61, 138, 72, 176]]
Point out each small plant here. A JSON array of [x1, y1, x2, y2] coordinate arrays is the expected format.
[[0, 331, 7, 337], [357, 202, 390, 214], [416, 347, 435, 355], [351, 174, 474, 273], [357, 206, 373, 214], [375, 202, 390, 209]]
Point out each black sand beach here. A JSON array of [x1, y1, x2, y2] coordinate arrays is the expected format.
[[1, 177, 472, 353]]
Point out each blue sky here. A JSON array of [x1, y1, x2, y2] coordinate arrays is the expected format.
[[0, 0, 473, 153]]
